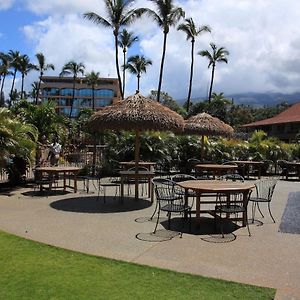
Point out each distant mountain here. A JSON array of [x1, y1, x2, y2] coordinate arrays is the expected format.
[[176, 92, 300, 107]]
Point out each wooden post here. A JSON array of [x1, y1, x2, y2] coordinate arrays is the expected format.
[[200, 135, 205, 162], [134, 130, 140, 200]]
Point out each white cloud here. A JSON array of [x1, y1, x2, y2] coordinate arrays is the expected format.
[[6, 0, 300, 100], [0, 0, 14, 10], [25, 0, 104, 15]]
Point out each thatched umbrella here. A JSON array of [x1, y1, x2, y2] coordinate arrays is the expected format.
[[184, 112, 234, 160], [88, 93, 185, 199]]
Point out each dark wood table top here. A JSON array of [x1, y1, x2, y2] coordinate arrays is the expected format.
[[195, 164, 238, 170]]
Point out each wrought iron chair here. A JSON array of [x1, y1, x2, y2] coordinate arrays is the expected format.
[[153, 178, 192, 237], [215, 189, 252, 237], [170, 174, 196, 198], [249, 178, 277, 223], [219, 173, 244, 182], [187, 158, 201, 176], [150, 177, 173, 221], [97, 176, 121, 203], [127, 166, 149, 196]]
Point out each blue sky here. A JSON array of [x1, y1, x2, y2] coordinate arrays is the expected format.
[[1, 0, 300, 101]]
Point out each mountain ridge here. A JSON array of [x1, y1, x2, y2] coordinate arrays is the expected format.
[[176, 92, 300, 107]]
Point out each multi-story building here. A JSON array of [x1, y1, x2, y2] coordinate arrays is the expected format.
[[40, 76, 120, 117]]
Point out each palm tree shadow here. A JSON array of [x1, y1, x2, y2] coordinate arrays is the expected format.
[[50, 196, 152, 213]]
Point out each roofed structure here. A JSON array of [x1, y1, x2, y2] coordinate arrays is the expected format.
[[242, 102, 300, 142]]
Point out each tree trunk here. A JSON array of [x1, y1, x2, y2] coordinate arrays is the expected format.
[[0, 73, 6, 97], [157, 32, 168, 102], [137, 74, 140, 92], [186, 40, 195, 112], [9, 69, 17, 108], [208, 63, 215, 103], [36, 72, 42, 105], [21, 74, 24, 99], [122, 49, 126, 97], [114, 33, 124, 100]]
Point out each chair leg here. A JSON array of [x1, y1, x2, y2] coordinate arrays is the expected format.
[[153, 209, 161, 234], [189, 211, 192, 233], [149, 200, 158, 221], [168, 212, 171, 229], [245, 210, 251, 236], [251, 201, 256, 223], [257, 203, 264, 218], [268, 202, 276, 223]]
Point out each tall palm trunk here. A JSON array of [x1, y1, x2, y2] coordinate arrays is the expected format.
[[157, 32, 168, 102], [186, 39, 195, 112], [208, 63, 215, 103], [36, 72, 43, 105], [9, 69, 17, 108], [137, 74, 141, 92], [114, 33, 124, 100], [0, 73, 6, 97], [69, 77, 76, 118], [21, 74, 25, 99], [122, 49, 126, 97]]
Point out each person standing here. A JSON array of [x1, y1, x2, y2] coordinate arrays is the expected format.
[[47, 136, 62, 166]]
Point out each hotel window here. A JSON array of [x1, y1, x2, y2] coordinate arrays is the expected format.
[[95, 99, 113, 107], [60, 88, 73, 96], [77, 89, 92, 97], [94, 89, 114, 97]]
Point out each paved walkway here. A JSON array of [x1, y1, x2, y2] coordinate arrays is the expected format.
[[0, 179, 299, 299]]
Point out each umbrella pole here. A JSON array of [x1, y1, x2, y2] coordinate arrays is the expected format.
[[134, 130, 140, 200], [200, 135, 205, 162]]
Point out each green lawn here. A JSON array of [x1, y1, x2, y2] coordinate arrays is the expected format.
[[0, 230, 275, 299]]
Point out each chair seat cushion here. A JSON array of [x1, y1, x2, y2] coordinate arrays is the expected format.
[[215, 204, 245, 214], [249, 197, 269, 203], [161, 203, 190, 213]]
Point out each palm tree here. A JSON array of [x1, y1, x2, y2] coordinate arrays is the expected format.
[[0, 52, 12, 102], [198, 43, 229, 103], [177, 18, 211, 112], [83, 1, 146, 100], [118, 29, 139, 96], [60, 61, 85, 118], [8, 50, 22, 107], [144, 0, 185, 102], [124, 55, 152, 92], [85, 71, 101, 110], [35, 53, 55, 105], [18, 55, 36, 99]]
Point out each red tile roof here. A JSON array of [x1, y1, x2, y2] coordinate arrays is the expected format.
[[242, 102, 300, 127]]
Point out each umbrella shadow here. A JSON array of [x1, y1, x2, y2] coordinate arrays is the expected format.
[[22, 190, 71, 197], [50, 195, 152, 213]]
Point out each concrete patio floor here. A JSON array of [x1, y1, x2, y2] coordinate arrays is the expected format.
[[0, 179, 299, 299]]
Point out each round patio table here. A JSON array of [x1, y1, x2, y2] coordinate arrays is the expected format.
[[177, 180, 255, 226]]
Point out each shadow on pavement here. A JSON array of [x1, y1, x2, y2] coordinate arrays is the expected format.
[[50, 196, 152, 213]]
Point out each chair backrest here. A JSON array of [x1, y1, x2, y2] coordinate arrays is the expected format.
[[254, 178, 277, 201], [128, 166, 148, 172], [218, 189, 252, 208], [171, 174, 196, 183], [219, 174, 244, 182], [187, 158, 201, 166]]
